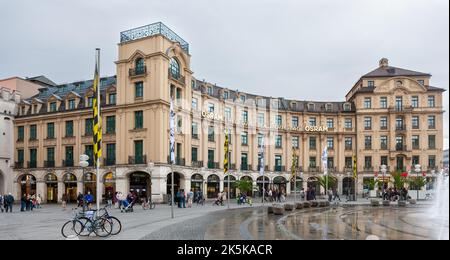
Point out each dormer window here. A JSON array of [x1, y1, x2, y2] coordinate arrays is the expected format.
[[33, 104, 39, 114], [343, 103, 351, 111], [307, 103, 315, 111], [418, 80, 424, 85], [87, 97, 94, 107], [223, 91, 229, 100], [108, 93, 116, 105], [326, 103, 332, 111], [291, 102, 297, 110], [207, 86, 213, 95], [49, 102, 57, 112], [169, 57, 180, 79], [368, 81, 375, 87], [240, 95, 246, 102], [68, 99, 76, 110]]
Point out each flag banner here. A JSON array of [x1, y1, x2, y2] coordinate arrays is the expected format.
[[321, 146, 327, 175], [353, 154, 357, 179], [169, 99, 175, 164], [259, 135, 265, 175], [92, 49, 102, 167], [291, 148, 297, 179], [224, 130, 229, 174]]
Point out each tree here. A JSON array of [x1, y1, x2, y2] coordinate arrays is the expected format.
[[317, 175, 337, 190], [363, 178, 379, 190], [391, 170, 408, 190], [235, 180, 253, 195]]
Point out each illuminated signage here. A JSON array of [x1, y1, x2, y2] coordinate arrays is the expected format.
[[304, 125, 328, 132]]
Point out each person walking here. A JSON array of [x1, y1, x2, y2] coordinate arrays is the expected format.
[[77, 192, 84, 208], [21, 194, 27, 212], [4, 193, 14, 213], [105, 191, 113, 209], [187, 189, 193, 208], [0, 194, 4, 213], [61, 193, 68, 210], [84, 191, 93, 210], [332, 187, 341, 201], [36, 194, 42, 209], [327, 188, 333, 202]]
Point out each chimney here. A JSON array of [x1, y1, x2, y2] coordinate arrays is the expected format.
[[379, 58, 389, 67]]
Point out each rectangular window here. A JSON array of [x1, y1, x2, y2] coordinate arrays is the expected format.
[[412, 156, 420, 166], [428, 96, 435, 107], [428, 135, 436, 149], [242, 111, 248, 124], [17, 126, 24, 141], [309, 117, 316, 126], [68, 99, 76, 110], [396, 116, 404, 130], [292, 136, 299, 149], [345, 118, 352, 129], [207, 87, 213, 95], [29, 149, 37, 168], [257, 133, 264, 147], [345, 157, 352, 168], [191, 147, 198, 162], [208, 126, 214, 142], [275, 155, 282, 171], [106, 116, 116, 134], [379, 97, 387, 109], [364, 156, 372, 169], [65, 146, 74, 166], [276, 115, 282, 126], [309, 137, 316, 150], [381, 156, 388, 167], [106, 143, 116, 166], [364, 97, 371, 109], [412, 116, 419, 129], [223, 91, 229, 100], [428, 116, 435, 129], [327, 157, 334, 169], [365, 136, 372, 150], [326, 118, 334, 129], [225, 107, 232, 122], [109, 93, 116, 105], [17, 149, 24, 163], [134, 140, 143, 163], [364, 117, 372, 130], [309, 157, 316, 168], [291, 116, 299, 127], [380, 116, 388, 129], [134, 111, 143, 129], [85, 118, 93, 136], [275, 135, 282, 148], [345, 137, 352, 150], [411, 96, 419, 108], [47, 147, 54, 163], [85, 145, 94, 166], [412, 135, 420, 149], [30, 125, 37, 140], [208, 103, 215, 113], [418, 80, 424, 85], [241, 153, 248, 170], [240, 95, 246, 102], [192, 98, 198, 110], [258, 113, 265, 127], [191, 123, 198, 139], [49, 102, 57, 112], [87, 97, 94, 107], [135, 82, 143, 98], [428, 155, 436, 167], [208, 150, 215, 168], [65, 121, 73, 137], [327, 137, 334, 149], [395, 96, 403, 110], [368, 81, 374, 87], [47, 122, 55, 139], [241, 132, 248, 145], [380, 136, 388, 150]]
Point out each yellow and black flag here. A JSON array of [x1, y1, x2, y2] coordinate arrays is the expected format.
[[92, 48, 102, 167], [291, 148, 298, 179], [224, 130, 229, 174], [353, 154, 357, 179]]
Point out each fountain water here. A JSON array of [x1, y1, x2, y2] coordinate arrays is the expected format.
[[428, 170, 449, 240]]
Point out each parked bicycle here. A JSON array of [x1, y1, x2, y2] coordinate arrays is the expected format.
[[142, 197, 156, 210]]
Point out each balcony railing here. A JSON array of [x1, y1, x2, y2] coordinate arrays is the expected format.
[[27, 161, 37, 169], [380, 144, 388, 150], [128, 155, 147, 165], [345, 146, 353, 151], [412, 144, 420, 150], [167, 156, 185, 166], [274, 166, 286, 172], [104, 158, 116, 166], [208, 162, 219, 169], [191, 161, 203, 168], [63, 160, 74, 167], [395, 125, 407, 131], [168, 70, 186, 85], [44, 160, 55, 168], [395, 144, 407, 151], [380, 126, 388, 130], [365, 145, 372, 150], [343, 167, 353, 173], [15, 162, 24, 169], [257, 165, 269, 171], [129, 66, 147, 77], [363, 167, 374, 172]]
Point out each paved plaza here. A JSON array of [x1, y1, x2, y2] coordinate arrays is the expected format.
[[0, 198, 446, 240]]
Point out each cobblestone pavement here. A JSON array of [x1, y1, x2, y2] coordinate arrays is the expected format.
[[0, 199, 442, 240]]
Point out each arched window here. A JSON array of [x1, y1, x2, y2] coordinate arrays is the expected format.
[[169, 57, 180, 79], [135, 58, 144, 73]]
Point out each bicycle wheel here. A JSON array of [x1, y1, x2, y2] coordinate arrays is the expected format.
[[61, 220, 83, 238], [77, 217, 93, 237], [107, 216, 122, 235], [93, 218, 112, 237], [150, 202, 156, 209]]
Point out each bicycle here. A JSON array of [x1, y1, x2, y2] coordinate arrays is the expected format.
[[76, 210, 113, 237], [142, 197, 156, 210], [425, 193, 434, 200], [61, 209, 85, 238], [97, 206, 122, 235]]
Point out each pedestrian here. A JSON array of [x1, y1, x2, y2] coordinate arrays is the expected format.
[[77, 192, 84, 208], [187, 189, 193, 208], [181, 189, 186, 208], [106, 191, 113, 209], [62, 193, 68, 210], [332, 187, 340, 201], [84, 191, 93, 210], [4, 193, 14, 212], [327, 188, 333, 202], [21, 194, 27, 212], [36, 194, 42, 209], [0, 194, 4, 213]]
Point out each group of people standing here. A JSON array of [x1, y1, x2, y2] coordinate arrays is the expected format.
[[20, 194, 42, 211], [0, 193, 15, 213], [262, 188, 286, 203]]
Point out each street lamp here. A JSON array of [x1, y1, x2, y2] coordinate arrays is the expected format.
[[79, 154, 89, 211], [380, 165, 387, 200], [414, 164, 421, 200]]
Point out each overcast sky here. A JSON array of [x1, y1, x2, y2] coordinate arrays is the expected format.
[[0, 0, 448, 148]]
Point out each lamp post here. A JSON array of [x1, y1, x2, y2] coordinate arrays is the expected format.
[[380, 165, 387, 200], [79, 154, 89, 212], [414, 164, 421, 200], [300, 171, 304, 201]]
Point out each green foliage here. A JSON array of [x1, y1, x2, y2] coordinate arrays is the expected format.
[[409, 177, 427, 190], [235, 180, 253, 194], [363, 178, 379, 190], [391, 170, 407, 190], [317, 175, 337, 190]]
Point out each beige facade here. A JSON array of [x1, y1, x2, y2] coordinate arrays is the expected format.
[[7, 23, 446, 203]]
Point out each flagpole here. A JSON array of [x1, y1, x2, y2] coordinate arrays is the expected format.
[[95, 48, 101, 212], [169, 99, 175, 219], [171, 164, 174, 219], [227, 129, 230, 210]]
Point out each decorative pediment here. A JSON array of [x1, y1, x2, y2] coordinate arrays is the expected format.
[[374, 77, 427, 94], [105, 85, 116, 93], [66, 91, 81, 99], [127, 50, 146, 63]]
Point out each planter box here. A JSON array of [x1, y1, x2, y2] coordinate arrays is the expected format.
[[311, 201, 319, 207], [295, 202, 304, 209], [382, 200, 390, 206], [303, 201, 311, 208], [369, 190, 377, 198], [267, 206, 274, 214], [273, 206, 285, 215], [284, 203, 295, 211], [408, 199, 417, 204], [398, 201, 407, 207], [370, 199, 380, 206]]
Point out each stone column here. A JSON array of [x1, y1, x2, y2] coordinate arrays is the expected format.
[[36, 181, 46, 203], [219, 179, 224, 193]]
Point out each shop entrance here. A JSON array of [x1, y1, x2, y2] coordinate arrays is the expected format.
[[45, 173, 58, 203], [129, 172, 151, 201], [63, 173, 77, 203], [20, 174, 36, 197], [207, 174, 220, 199]]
